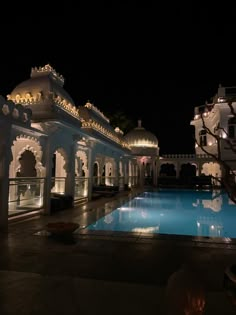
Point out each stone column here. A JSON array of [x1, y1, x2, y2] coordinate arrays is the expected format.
[[42, 138, 53, 215], [140, 161, 145, 187], [175, 163, 180, 178], [152, 158, 158, 186], [87, 142, 95, 201], [65, 142, 76, 204], [0, 122, 12, 231], [124, 158, 129, 189], [114, 158, 120, 189]]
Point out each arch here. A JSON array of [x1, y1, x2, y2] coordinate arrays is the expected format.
[[159, 163, 176, 176], [17, 150, 37, 177], [104, 159, 115, 186], [10, 135, 45, 178], [76, 150, 88, 177], [201, 162, 221, 185], [106, 161, 113, 177], [50, 148, 67, 194], [52, 148, 68, 177]]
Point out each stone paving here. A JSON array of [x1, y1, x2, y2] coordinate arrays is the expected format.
[[1, 189, 236, 314]]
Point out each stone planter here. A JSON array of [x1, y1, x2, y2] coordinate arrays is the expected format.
[[46, 222, 79, 236]]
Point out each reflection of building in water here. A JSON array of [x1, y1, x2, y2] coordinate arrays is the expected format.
[[202, 195, 223, 212], [104, 213, 113, 224], [197, 216, 223, 237], [192, 190, 223, 212], [132, 226, 160, 233]]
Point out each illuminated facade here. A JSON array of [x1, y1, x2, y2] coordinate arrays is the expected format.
[[190, 84, 236, 180], [124, 120, 159, 186], [0, 65, 235, 230], [0, 65, 141, 230]]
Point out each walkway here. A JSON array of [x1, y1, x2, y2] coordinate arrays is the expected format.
[[0, 189, 236, 314]]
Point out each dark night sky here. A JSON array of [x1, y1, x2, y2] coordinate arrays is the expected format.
[[1, 7, 236, 155]]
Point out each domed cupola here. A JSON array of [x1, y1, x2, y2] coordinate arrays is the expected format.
[[7, 64, 77, 121], [124, 120, 159, 156]]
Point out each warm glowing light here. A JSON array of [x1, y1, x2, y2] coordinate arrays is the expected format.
[[114, 127, 124, 135], [222, 132, 227, 139], [119, 207, 135, 211], [129, 140, 158, 148], [132, 226, 159, 233], [217, 97, 226, 103], [31, 64, 65, 85], [82, 120, 130, 149], [85, 101, 110, 123]]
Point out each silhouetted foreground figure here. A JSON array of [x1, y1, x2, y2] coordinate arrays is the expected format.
[[166, 265, 206, 315]]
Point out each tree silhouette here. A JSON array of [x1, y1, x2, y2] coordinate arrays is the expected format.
[[107, 110, 135, 134]]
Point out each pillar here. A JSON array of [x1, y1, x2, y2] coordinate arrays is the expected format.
[[65, 142, 76, 203], [87, 142, 95, 201], [42, 138, 53, 215], [0, 122, 12, 231], [152, 158, 158, 186]]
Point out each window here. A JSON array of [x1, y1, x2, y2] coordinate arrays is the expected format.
[[228, 117, 236, 138], [199, 130, 207, 146]]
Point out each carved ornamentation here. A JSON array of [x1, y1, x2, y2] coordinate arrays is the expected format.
[[2, 104, 10, 115]]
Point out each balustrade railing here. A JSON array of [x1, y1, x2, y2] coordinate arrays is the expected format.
[[161, 154, 211, 159], [8, 177, 45, 215], [51, 177, 66, 194], [74, 177, 89, 200]]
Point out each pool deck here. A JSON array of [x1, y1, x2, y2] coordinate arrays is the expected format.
[[1, 188, 236, 314]]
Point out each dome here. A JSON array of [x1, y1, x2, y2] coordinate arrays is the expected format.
[[124, 120, 158, 148], [7, 64, 75, 120]]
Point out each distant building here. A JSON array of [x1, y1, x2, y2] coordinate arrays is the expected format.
[[190, 84, 236, 179]]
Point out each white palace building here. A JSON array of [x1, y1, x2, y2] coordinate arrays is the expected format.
[[0, 64, 236, 230]]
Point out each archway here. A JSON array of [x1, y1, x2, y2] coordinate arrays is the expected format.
[[9, 136, 45, 213], [10, 135, 45, 178], [51, 149, 67, 194], [75, 151, 88, 177], [159, 163, 176, 176], [201, 162, 221, 186]]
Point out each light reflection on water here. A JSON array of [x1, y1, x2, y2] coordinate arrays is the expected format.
[[86, 190, 236, 238]]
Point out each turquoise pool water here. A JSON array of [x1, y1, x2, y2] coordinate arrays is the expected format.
[[86, 190, 236, 238]]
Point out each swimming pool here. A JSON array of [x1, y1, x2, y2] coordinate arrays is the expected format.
[[86, 190, 236, 239]]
